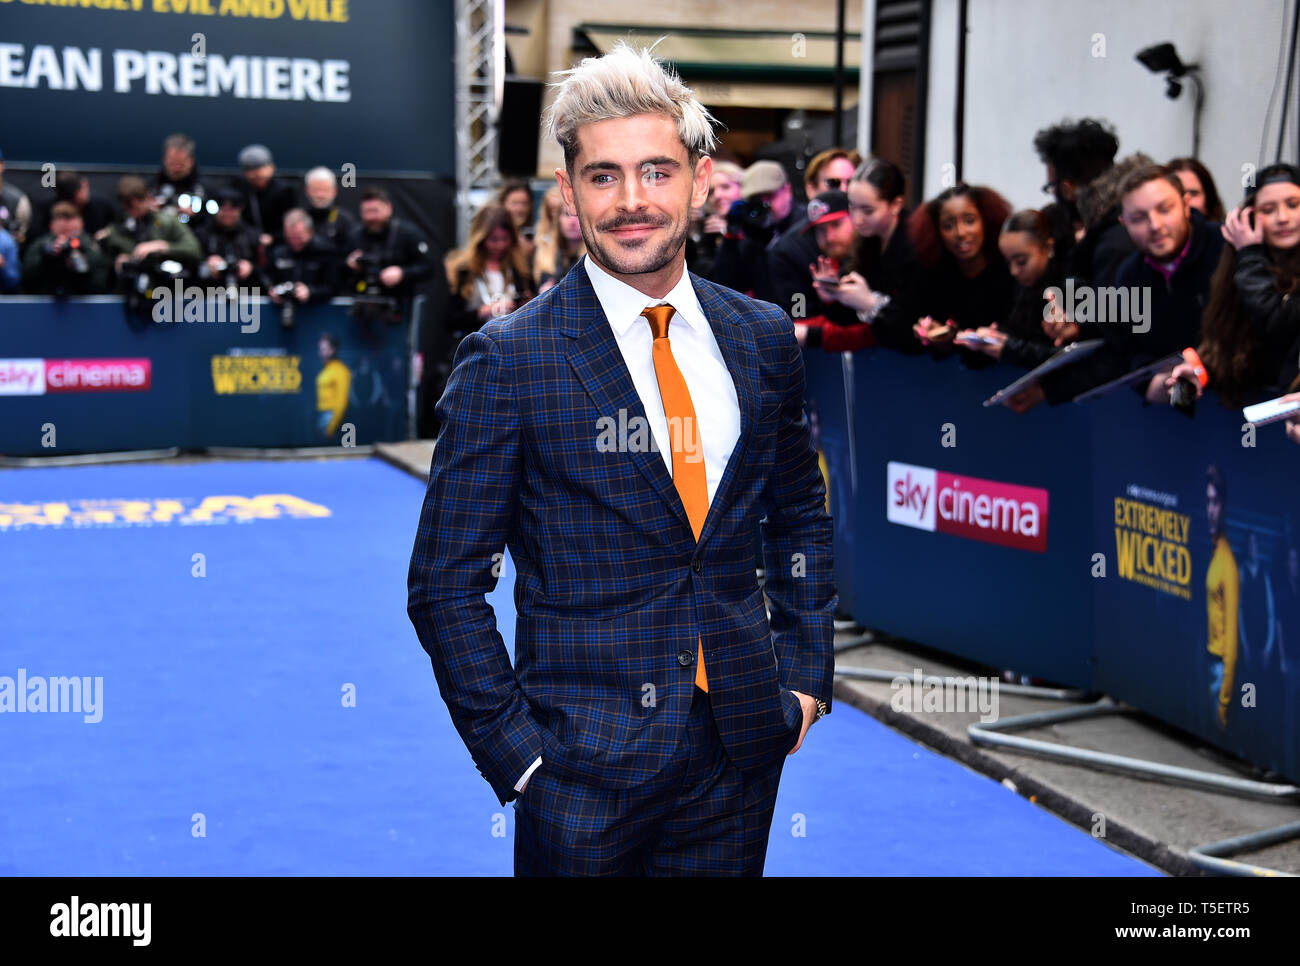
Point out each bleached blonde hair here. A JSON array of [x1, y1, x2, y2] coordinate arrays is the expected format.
[[544, 38, 720, 173]]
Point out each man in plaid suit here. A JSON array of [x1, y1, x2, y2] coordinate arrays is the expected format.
[[407, 40, 836, 876]]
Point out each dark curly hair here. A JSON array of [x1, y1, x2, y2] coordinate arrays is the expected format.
[[1033, 118, 1119, 187], [907, 183, 1013, 269]]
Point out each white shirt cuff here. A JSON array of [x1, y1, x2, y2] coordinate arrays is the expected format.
[[515, 756, 543, 792]]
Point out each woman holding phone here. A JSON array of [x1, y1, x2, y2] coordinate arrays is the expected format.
[[802, 158, 919, 352], [905, 183, 1014, 367], [958, 208, 1070, 368]]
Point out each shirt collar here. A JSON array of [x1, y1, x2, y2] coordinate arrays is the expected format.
[[583, 253, 708, 337]]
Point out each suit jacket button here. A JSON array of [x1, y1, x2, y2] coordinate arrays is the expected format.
[[678, 650, 693, 666], [691, 558, 702, 574]]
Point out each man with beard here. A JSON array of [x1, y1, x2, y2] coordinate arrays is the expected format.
[[408, 41, 834, 877], [343, 187, 432, 310], [1009, 165, 1223, 411]]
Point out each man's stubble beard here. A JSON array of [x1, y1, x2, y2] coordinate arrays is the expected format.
[[577, 206, 688, 277]]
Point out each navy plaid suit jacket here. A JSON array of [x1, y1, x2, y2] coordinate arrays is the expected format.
[[408, 260, 836, 807]]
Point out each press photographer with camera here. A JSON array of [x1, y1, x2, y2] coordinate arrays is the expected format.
[[234, 144, 299, 249], [303, 167, 358, 255], [152, 133, 210, 227], [29, 170, 115, 241], [709, 159, 802, 300], [21, 200, 109, 295], [267, 209, 341, 328], [194, 187, 262, 294], [343, 187, 434, 322], [97, 175, 202, 282]]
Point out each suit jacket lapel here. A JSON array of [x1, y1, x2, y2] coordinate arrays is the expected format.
[[560, 266, 692, 534], [692, 275, 759, 550], [557, 265, 760, 549]]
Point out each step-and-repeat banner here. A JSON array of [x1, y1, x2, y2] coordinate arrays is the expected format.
[[0, 297, 411, 452], [0, 0, 455, 174], [802, 347, 1300, 781]]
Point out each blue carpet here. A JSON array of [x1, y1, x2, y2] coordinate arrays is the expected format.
[[0, 458, 1158, 876]]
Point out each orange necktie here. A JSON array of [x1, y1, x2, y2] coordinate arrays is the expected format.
[[642, 303, 709, 692]]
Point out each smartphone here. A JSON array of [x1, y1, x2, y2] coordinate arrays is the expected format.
[[1243, 396, 1300, 426], [813, 276, 840, 290]]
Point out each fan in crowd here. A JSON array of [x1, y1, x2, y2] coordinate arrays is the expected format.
[[532, 185, 586, 293]]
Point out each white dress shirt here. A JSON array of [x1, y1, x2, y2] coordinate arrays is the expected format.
[[514, 253, 741, 795]]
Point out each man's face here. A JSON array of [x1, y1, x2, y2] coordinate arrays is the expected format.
[[813, 157, 856, 195], [216, 202, 242, 228], [360, 199, 392, 232], [319, 338, 334, 361], [286, 219, 312, 250], [244, 164, 274, 191], [759, 181, 793, 222], [1255, 182, 1300, 250], [305, 176, 337, 209], [51, 214, 82, 238], [125, 196, 151, 220], [555, 113, 709, 279], [1046, 161, 1076, 205], [814, 215, 855, 259], [1207, 481, 1222, 536], [163, 147, 194, 181], [1121, 178, 1190, 261]]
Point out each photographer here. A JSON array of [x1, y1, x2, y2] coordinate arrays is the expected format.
[[30, 170, 115, 240], [152, 133, 209, 227], [98, 175, 202, 287], [21, 200, 109, 295], [234, 144, 299, 249], [303, 167, 358, 255], [344, 187, 434, 320], [194, 187, 262, 293], [709, 160, 801, 300], [267, 209, 340, 327], [0, 148, 32, 245]]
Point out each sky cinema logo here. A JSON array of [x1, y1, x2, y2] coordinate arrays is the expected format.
[[887, 461, 1049, 553]]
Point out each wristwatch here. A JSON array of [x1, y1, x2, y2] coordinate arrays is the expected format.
[[814, 697, 829, 720]]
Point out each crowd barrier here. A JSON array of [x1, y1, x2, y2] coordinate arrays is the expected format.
[[0, 296, 417, 455], [803, 347, 1300, 782]]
